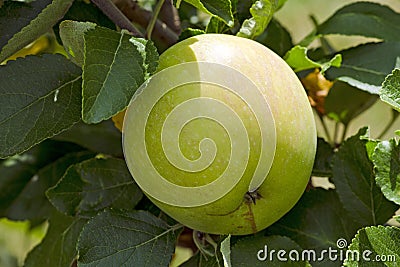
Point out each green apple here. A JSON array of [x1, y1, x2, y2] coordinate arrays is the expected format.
[[123, 34, 316, 235]]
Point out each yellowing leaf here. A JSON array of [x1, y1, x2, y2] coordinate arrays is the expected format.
[[4, 35, 50, 63], [112, 109, 126, 132], [301, 69, 333, 115]]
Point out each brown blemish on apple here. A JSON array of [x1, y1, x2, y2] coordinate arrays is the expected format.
[[205, 191, 262, 218], [243, 191, 262, 233]]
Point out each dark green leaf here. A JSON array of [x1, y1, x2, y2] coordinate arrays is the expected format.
[[312, 138, 334, 177], [77, 209, 181, 266], [82, 26, 159, 123], [344, 226, 400, 267], [318, 2, 400, 41], [0, 1, 49, 53], [54, 0, 116, 44], [255, 18, 292, 57], [379, 68, 400, 111], [47, 157, 143, 217], [237, 0, 278, 39], [0, 0, 73, 62], [331, 128, 398, 225], [4, 151, 94, 223], [371, 139, 400, 205], [24, 211, 87, 267], [235, 0, 252, 24], [180, 252, 221, 267], [59, 20, 96, 67], [0, 139, 83, 222], [0, 54, 82, 158], [52, 120, 123, 157], [326, 42, 400, 94], [231, 235, 308, 266], [325, 82, 378, 125], [182, 0, 233, 26], [284, 45, 341, 73], [267, 188, 360, 267]]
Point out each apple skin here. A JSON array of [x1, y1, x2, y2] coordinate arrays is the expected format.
[[123, 34, 316, 235]]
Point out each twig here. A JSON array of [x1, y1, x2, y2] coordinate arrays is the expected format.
[[146, 0, 166, 40], [340, 123, 349, 144], [333, 121, 339, 145], [317, 113, 333, 145], [377, 109, 399, 139], [310, 15, 335, 54], [92, 0, 143, 37]]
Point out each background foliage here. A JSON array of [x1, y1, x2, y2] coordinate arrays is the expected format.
[[0, 0, 400, 266]]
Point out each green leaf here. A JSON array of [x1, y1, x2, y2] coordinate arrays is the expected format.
[[4, 151, 94, 224], [237, 0, 278, 39], [379, 68, 400, 111], [178, 28, 205, 41], [331, 128, 398, 225], [344, 226, 400, 267], [0, 140, 83, 222], [255, 18, 293, 57], [312, 138, 334, 177], [0, 0, 73, 63], [52, 120, 123, 157], [317, 2, 400, 42], [82, 26, 159, 124], [47, 157, 143, 217], [326, 42, 400, 94], [24, 211, 87, 267], [267, 188, 359, 267], [0, 54, 82, 158], [206, 17, 230, 34], [129, 37, 159, 80], [59, 20, 96, 67], [284, 45, 341, 73], [220, 235, 231, 267], [77, 209, 181, 266], [183, 0, 233, 26], [325, 81, 378, 125], [371, 139, 400, 205], [276, 0, 287, 10], [365, 139, 379, 161], [231, 235, 308, 266]]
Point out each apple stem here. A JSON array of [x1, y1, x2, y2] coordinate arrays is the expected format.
[[192, 230, 217, 258], [245, 190, 261, 204], [317, 113, 333, 145]]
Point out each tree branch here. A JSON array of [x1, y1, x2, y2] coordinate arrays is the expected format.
[[159, 0, 181, 35], [92, 0, 143, 37], [113, 0, 179, 51]]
